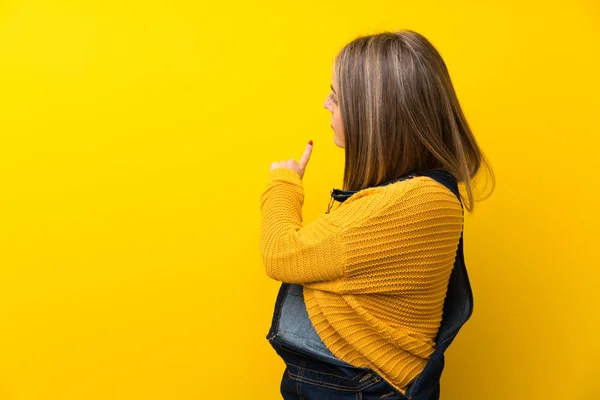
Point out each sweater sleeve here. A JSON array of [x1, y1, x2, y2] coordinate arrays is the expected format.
[[259, 170, 464, 292], [259, 167, 346, 284]]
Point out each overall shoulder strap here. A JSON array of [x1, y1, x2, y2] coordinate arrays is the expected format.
[[404, 169, 474, 399], [418, 169, 472, 336]]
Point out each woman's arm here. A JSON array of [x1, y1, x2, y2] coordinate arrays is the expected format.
[[260, 170, 464, 296], [259, 167, 346, 284]]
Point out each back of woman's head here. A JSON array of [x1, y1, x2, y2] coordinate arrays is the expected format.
[[334, 29, 495, 212]]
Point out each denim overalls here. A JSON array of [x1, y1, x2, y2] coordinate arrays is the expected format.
[[265, 169, 474, 400]]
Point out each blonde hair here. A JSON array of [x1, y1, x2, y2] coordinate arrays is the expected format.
[[334, 30, 495, 212]]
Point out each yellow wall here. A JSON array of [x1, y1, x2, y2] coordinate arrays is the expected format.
[[0, 0, 598, 399]]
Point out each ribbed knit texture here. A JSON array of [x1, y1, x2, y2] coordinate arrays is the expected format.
[[259, 167, 463, 394]]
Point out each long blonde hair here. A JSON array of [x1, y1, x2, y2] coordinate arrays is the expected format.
[[334, 30, 495, 212]]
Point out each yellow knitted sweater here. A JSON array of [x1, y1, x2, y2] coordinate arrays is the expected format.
[[259, 167, 463, 394]]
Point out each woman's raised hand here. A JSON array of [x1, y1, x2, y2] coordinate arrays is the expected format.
[[269, 140, 313, 180]]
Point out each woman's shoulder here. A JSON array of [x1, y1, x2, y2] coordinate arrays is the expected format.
[[395, 175, 461, 202], [330, 176, 462, 229], [343, 174, 460, 206], [387, 175, 463, 214]]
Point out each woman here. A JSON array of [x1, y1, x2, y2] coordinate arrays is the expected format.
[[259, 30, 494, 400]]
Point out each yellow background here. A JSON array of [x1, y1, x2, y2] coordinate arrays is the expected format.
[[0, 0, 598, 399]]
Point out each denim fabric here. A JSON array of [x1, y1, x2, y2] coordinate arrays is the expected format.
[[277, 283, 356, 368], [271, 339, 409, 399], [265, 169, 474, 400]]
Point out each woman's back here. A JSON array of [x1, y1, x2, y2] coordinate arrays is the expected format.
[[260, 168, 463, 392]]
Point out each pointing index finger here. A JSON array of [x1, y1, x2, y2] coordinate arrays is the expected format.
[[299, 140, 313, 169]]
